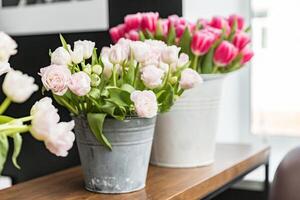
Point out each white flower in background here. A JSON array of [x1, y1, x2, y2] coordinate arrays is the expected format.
[[130, 41, 151, 63], [0, 32, 17, 62], [161, 45, 181, 64], [145, 40, 167, 52], [130, 90, 158, 118], [177, 53, 189, 67], [74, 40, 95, 59], [0, 62, 11, 76], [141, 65, 164, 89], [170, 53, 189, 72], [68, 71, 91, 96], [101, 56, 113, 79], [100, 46, 111, 57], [2, 70, 38, 103], [68, 45, 84, 64], [45, 121, 75, 157], [117, 38, 131, 56], [109, 44, 128, 64], [51, 47, 71, 66], [159, 61, 169, 73], [39, 65, 71, 96], [30, 97, 60, 141], [179, 68, 203, 89]]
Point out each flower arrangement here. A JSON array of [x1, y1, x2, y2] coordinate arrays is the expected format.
[[0, 32, 75, 173], [39, 35, 202, 149], [110, 12, 254, 74]]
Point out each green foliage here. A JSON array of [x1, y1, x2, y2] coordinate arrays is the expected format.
[[87, 113, 112, 150], [11, 133, 22, 169], [179, 27, 192, 56], [0, 135, 8, 173], [166, 24, 176, 45]]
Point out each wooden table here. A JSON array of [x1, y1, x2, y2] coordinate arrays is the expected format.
[[0, 143, 270, 200]]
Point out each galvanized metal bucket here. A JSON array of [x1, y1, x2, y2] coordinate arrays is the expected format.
[[74, 116, 156, 194], [151, 74, 227, 168]]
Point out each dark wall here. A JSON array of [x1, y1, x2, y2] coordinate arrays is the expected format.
[[1, 0, 182, 183]]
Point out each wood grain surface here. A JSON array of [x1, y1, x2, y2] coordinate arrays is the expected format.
[[0, 143, 270, 200]]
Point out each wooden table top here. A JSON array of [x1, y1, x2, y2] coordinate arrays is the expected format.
[[0, 143, 270, 200]]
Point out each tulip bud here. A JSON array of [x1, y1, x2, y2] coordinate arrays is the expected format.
[[191, 30, 215, 56], [91, 74, 101, 87], [88, 88, 101, 99], [125, 30, 140, 41], [161, 45, 181, 64], [241, 47, 254, 64], [210, 16, 231, 35], [170, 76, 178, 85], [141, 12, 159, 33], [175, 24, 186, 38], [124, 13, 142, 31], [228, 14, 245, 31], [92, 64, 102, 75], [232, 31, 251, 50], [109, 24, 126, 43], [213, 41, 238, 66], [83, 64, 92, 74]]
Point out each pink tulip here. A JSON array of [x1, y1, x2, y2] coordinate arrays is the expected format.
[[168, 14, 180, 28], [232, 31, 251, 50], [124, 13, 142, 31], [175, 24, 186, 38], [109, 24, 126, 43], [125, 30, 140, 41], [188, 22, 196, 33], [241, 47, 254, 64], [161, 19, 169, 36], [205, 27, 222, 39], [191, 30, 216, 56], [213, 41, 238, 66], [141, 12, 159, 33], [228, 14, 245, 30], [209, 16, 231, 35], [197, 18, 209, 27]]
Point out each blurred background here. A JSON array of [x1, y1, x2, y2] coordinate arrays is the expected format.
[[1, 0, 299, 199]]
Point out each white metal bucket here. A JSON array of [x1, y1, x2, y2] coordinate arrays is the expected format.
[[151, 74, 227, 168]]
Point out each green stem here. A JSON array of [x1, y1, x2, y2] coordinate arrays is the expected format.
[[212, 65, 219, 74], [191, 55, 199, 71], [0, 98, 11, 115], [14, 116, 33, 123], [2, 126, 30, 136], [0, 124, 29, 132], [113, 64, 117, 86]]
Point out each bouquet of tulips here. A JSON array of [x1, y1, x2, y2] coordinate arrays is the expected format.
[[0, 32, 75, 173], [110, 12, 254, 74], [39, 35, 202, 149]]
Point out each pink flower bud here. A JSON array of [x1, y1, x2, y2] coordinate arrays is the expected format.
[[109, 24, 126, 43], [175, 24, 186, 38], [161, 19, 169, 36], [168, 14, 180, 28], [191, 30, 215, 56], [141, 65, 164, 89], [197, 18, 209, 27], [213, 41, 238, 66], [125, 30, 140, 41], [228, 14, 245, 30], [141, 12, 159, 33], [241, 47, 254, 64], [124, 13, 142, 31], [232, 31, 250, 50], [209, 16, 231, 35], [130, 90, 158, 118]]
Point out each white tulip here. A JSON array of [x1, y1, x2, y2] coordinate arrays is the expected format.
[[141, 65, 164, 89], [69, 45, 84, 64], [74, 40, 95, 59], [30, 97, 60, 141], [51, 47, 71, 66], [161, 45, 181, 64], [130, 41, 151, 63], [0, 32, 17, 62], [2, 70, 38, 103], [109, 44, 128, 64], [101, 56, 113, 79], [0, 62, 11, 76]]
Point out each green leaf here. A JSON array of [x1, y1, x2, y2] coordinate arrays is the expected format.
[[166, 24, 176, 45], [101, 102, 124, 120], [59, 34, 68, 50], [144, 29, 154, 39], [0, 115, 13, 124], [12, 133, 22, 169], [124, 53, 136, 85], [138, 31, 146, 41], [179, 27, 192, 56], [157, 83, 175, 113], [202, 48, 215, 74], [245, 26, 251, 33], [155, 20, 164, 40], [0, 135, 9, 174], [107, 87, 131, 107], [228, 18, 238, 41], [87, 113, 112, 150], [121, 84, 135, 94], [91, 48, 98, 66]]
